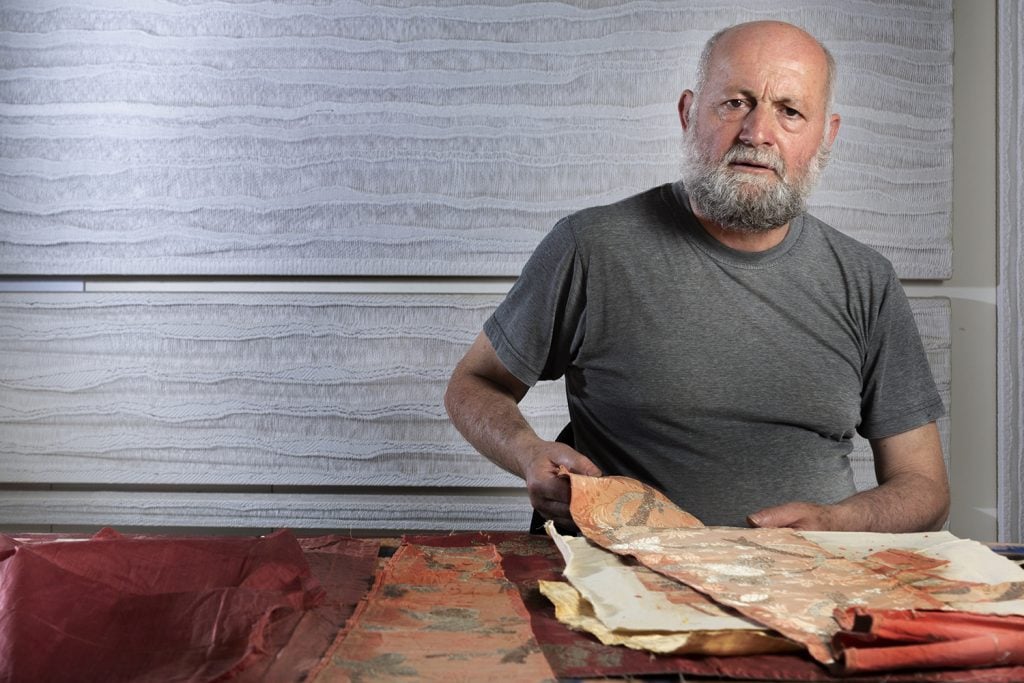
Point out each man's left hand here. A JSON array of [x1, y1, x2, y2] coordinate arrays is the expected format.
[[746, 502, 837, 531]]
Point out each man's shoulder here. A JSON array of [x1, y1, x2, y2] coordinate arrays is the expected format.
[[558, 183, 678, 239], [802, 212, 896, 274]]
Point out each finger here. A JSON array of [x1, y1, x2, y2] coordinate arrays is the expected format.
[[532, 502, 578, 534]]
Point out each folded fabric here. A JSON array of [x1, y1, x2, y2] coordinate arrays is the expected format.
[[0, 528, 325, 683], [834, 608, 1024, 674]]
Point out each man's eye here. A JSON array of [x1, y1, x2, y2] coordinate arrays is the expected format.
[[783, 107, 801, 118], [725, 99, 746, 108]]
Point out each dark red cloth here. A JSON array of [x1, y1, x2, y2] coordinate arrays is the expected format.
[[0, 529, 327, 683], [234, 535, 381, 683], [835, 608, 1024, 674]]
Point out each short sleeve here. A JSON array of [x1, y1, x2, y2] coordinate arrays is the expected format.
[[858, 274, 946, 439], [483, 218, 587, 386]]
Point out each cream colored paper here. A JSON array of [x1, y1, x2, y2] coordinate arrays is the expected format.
[[538, 579, 797, 656], [547, 522, 761, 632]]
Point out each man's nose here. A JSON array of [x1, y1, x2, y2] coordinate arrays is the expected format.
[[738, 105, 775, 147]]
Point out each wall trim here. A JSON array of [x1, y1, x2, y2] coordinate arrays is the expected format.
[[997, 0, 1023, 542]]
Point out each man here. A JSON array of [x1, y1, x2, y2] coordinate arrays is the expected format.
[[444, 21, 949, 532]]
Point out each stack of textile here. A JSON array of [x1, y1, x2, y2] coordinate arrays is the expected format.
[[541, 471, 1024, 676]]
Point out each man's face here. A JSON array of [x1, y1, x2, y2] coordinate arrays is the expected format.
[[680, 26, 840, 233]]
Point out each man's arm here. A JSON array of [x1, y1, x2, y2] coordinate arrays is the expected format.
[[444, 331, 602, 529], [747, 421, 949, 532]]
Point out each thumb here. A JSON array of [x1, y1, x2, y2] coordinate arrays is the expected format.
[[746, 506, 780, 528], [551, 449, 602, 478], [566, 453, 602, 478]]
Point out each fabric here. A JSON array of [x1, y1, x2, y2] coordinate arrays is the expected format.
[[309, 541, 556, 682], [804, 530, 1024, 616], [484, 181, 944, 526], [565, 471, 945, 665], [835, 609, 1024, 674], [547, 519, 759, 632], [0, 529, 326, 683], [481, 531, 1024, 683], [237, 535, 381, 683], [542, 523, 800, 656]]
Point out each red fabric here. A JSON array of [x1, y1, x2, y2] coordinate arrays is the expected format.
[[234, 535, 381, 683], [835, 608, 1024, 674], [0, 529, 326, 683]]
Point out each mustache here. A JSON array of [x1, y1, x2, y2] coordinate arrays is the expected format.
[[722, 146, 785, 175]]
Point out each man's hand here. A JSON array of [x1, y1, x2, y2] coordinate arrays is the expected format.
[[747, 502, 836, 531], [522, 441, 602, 530]]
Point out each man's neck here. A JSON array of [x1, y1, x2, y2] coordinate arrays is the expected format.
[[694, 214, 790, 252]]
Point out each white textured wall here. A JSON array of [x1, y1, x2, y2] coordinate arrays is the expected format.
[[0, 292, 949, 528], [1, 0, 952, 276], [0, 1, 960, 532]]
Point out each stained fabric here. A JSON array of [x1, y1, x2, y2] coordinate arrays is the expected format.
[[564, 468, 704, 537], [565, 471, 944, 665], [489, 531, 1024, 682], [0, 529, 326, 683], [547, 522, 763, 632], [309, 541, 556, 682], [542, 522, 800, 655], [835, 609, 1024, 674]]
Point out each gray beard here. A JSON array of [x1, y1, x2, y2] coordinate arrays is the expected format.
[[681, 136, 829, 233]]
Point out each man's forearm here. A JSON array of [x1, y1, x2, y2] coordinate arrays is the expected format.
[[829, 471, 949, 532], [748, 422, 950, 532], [443, 370, 540, 480], [748, 473, 949, 532]]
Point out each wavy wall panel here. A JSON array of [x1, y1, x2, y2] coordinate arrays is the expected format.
[[0, 490, 535, 532], [0, 292, 564, 487], [0, 293, 949, 528], [0, 0, 951, 277]]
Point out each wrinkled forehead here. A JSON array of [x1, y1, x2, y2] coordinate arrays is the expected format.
[[703, 28, 832, 107]]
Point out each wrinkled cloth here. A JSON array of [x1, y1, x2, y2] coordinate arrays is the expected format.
[[236, 535, 381, 683], [835, 609, 1024, 674], [0, 528, 325, 683]]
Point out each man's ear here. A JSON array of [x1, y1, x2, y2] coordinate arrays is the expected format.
[[678, 90, 695, 131], [826, 112, 841, 147]]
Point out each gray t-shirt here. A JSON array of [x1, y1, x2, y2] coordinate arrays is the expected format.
[[484, 182, 945, 526]]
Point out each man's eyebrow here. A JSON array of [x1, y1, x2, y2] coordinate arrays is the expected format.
[[728, 88, 807, 107]]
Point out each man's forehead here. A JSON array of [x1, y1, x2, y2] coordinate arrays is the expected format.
[[703, 33, 830, 103]]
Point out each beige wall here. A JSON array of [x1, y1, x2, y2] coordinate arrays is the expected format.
[[908, 0, 998, 540]]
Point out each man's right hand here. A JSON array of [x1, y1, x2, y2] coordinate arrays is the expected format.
[[522, 441, 602, 530]]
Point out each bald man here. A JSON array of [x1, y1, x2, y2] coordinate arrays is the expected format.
[[445, 21, 949, 532]]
